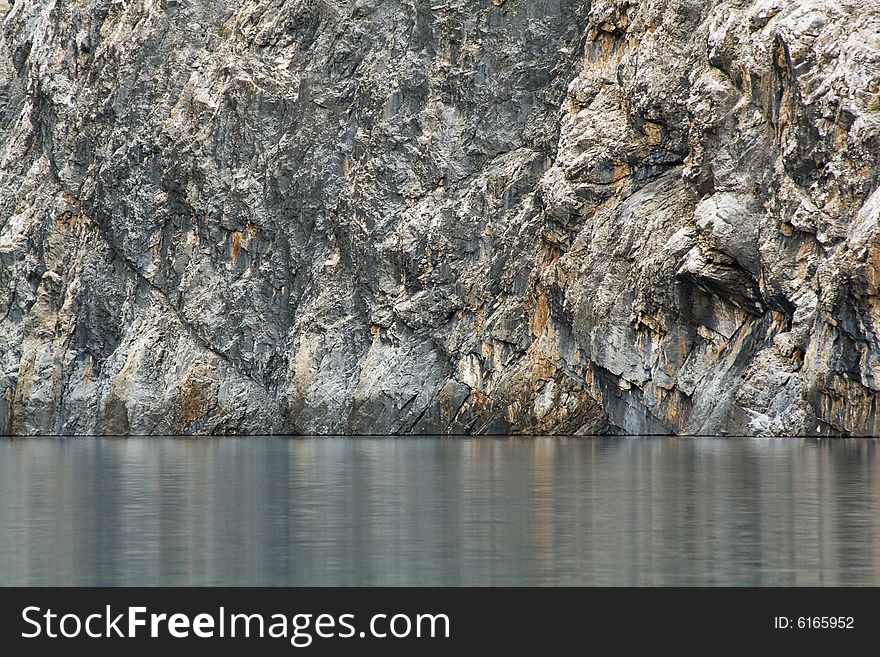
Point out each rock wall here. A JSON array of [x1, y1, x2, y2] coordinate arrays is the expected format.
[[1, 0, 879, 436]]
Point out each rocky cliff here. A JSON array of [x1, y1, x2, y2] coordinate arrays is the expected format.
[[1, 0, 878, 436]]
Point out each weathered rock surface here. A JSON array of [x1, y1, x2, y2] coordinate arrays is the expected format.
[[1, 0, 879, 436]]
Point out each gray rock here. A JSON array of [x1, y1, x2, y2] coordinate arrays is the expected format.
[[1, 0, 879, 436]]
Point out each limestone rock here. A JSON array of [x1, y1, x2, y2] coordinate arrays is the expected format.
[[1, 0, 879, 436]]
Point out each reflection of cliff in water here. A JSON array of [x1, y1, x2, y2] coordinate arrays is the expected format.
[[1, 437, 877, 585]]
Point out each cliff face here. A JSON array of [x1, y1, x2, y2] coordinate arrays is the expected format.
[[1, 0, 878, 436]]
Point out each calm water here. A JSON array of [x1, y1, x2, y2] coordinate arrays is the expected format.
[[0, 437, 878, 586]]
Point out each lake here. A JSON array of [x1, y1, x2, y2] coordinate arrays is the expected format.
[[1, 436, 878, 586]]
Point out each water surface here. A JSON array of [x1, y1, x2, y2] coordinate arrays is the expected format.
[[1, 437, 878, 586]]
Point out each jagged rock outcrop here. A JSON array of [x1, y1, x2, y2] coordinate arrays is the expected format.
[[1, 0, 879, 436]]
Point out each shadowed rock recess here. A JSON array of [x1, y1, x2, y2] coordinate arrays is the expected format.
[[1, 0, 879, 436]]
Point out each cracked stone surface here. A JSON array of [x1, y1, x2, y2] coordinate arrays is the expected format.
[[1, 0, 879, 436]]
